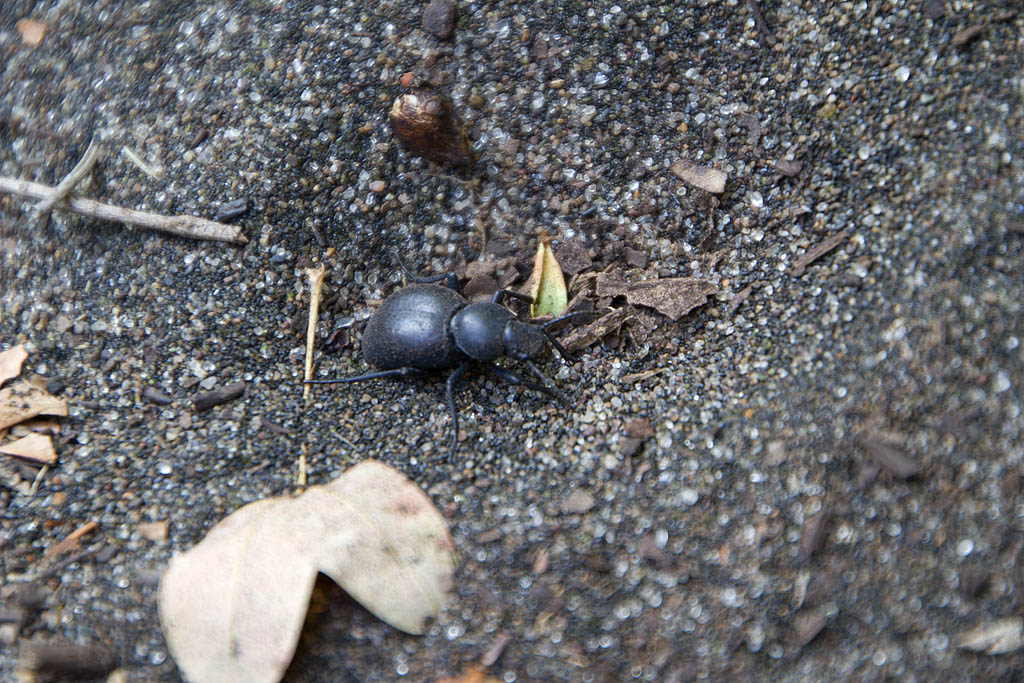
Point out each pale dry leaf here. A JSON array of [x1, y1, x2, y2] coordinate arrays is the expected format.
[[16, 19, 46, 46], [0, 433, 57, 464], [955, 617, 1024, 655], [0, 382, 68, 430], [138, 520, 169, 542], [305, 460, 457, 635], [436, 664, 502, 683], [670, 158, 727, 193], [525, 233, 568, 318], [596, 274, 718, 321], [158, 460, 455, 683], [0, 344, 28, 387], [159, 498, 320, 683]]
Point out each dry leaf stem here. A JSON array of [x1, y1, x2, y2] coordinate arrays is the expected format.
[[34, 137, 101, 214], [0, 175, 248, 244], [303, 265, 326, 401]]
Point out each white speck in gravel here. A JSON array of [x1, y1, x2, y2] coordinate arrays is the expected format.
[[680, 488, 699, 506], [187, 359, 208, 379], [994, 371, 1011, 393], [956, 538, 975, 557], [895, 65, 911, 82]]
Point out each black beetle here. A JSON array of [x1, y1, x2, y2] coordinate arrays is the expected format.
[[306, 265, 585, 458]]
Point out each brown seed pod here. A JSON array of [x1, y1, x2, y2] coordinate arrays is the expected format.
[[389, 87, 472, 169]]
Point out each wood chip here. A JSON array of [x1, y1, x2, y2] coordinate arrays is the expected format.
[[596, 274, 719, 321], [555, 239, 594, 276], [560, 307, 631, 352], [141, 386, 173, 405], [775, 159, 803, 177], [44, 521, 99, 558], [624, 418, 655, 440], [728, 284, 755, 315], [192, 381, 246, 412], [619, 437, 645, 458], [620, 368, 668, 385], [561, 489, 596, 514], [951, 25, 985, 48], [790, 230, 850, 277], [0, 434, 57, 465], [670, 158, 727, 194], [480, 632, 512, 667], [532, 549, 549, 575], [790, 608, 829, 649], [857, 435, 921, 480], [636, 534, 672, 567], [0, 344, 28, 387], [0, 382, 68, 431], [800, 504, 831, 559], [18, 641, 117, 679]]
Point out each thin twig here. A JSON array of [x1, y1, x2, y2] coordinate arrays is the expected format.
[[303, 265, 327, 400], [0, 175, 248, 244], [34, 138, 101, 214], [120, 145, 163, 179], [746, 0, 775, 45]]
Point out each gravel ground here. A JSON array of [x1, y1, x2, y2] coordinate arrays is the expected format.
[[2, 1, 1023, 681]]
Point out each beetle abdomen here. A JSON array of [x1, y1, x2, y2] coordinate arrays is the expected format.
[[362, 284, 467, 370]]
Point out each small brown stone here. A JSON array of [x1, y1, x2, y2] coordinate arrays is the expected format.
[[562, 488, 595, 514], [624, 417, 655, 440]]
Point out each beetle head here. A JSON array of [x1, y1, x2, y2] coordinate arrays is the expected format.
[[504, 320, 547, 360]]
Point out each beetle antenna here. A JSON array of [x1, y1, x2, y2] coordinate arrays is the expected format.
[[395, 253, 414, 284], [539, 310, 592, 361]]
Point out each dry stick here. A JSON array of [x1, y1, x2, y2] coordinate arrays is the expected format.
[[303, 265, 326, 400], [0, 176, 248, 244], [34, 137, 100, 214]]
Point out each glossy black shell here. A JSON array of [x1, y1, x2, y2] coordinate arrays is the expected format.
[[362, 283, 468, 370], [451, 302, 516, 361]]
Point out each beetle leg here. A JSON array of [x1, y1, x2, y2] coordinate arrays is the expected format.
[[486, 361, 567, 404], [445, 362, 469, 459], [395, 255, 460, 291], [539, 329, 573, 362], [305, 367, 429, 385]]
